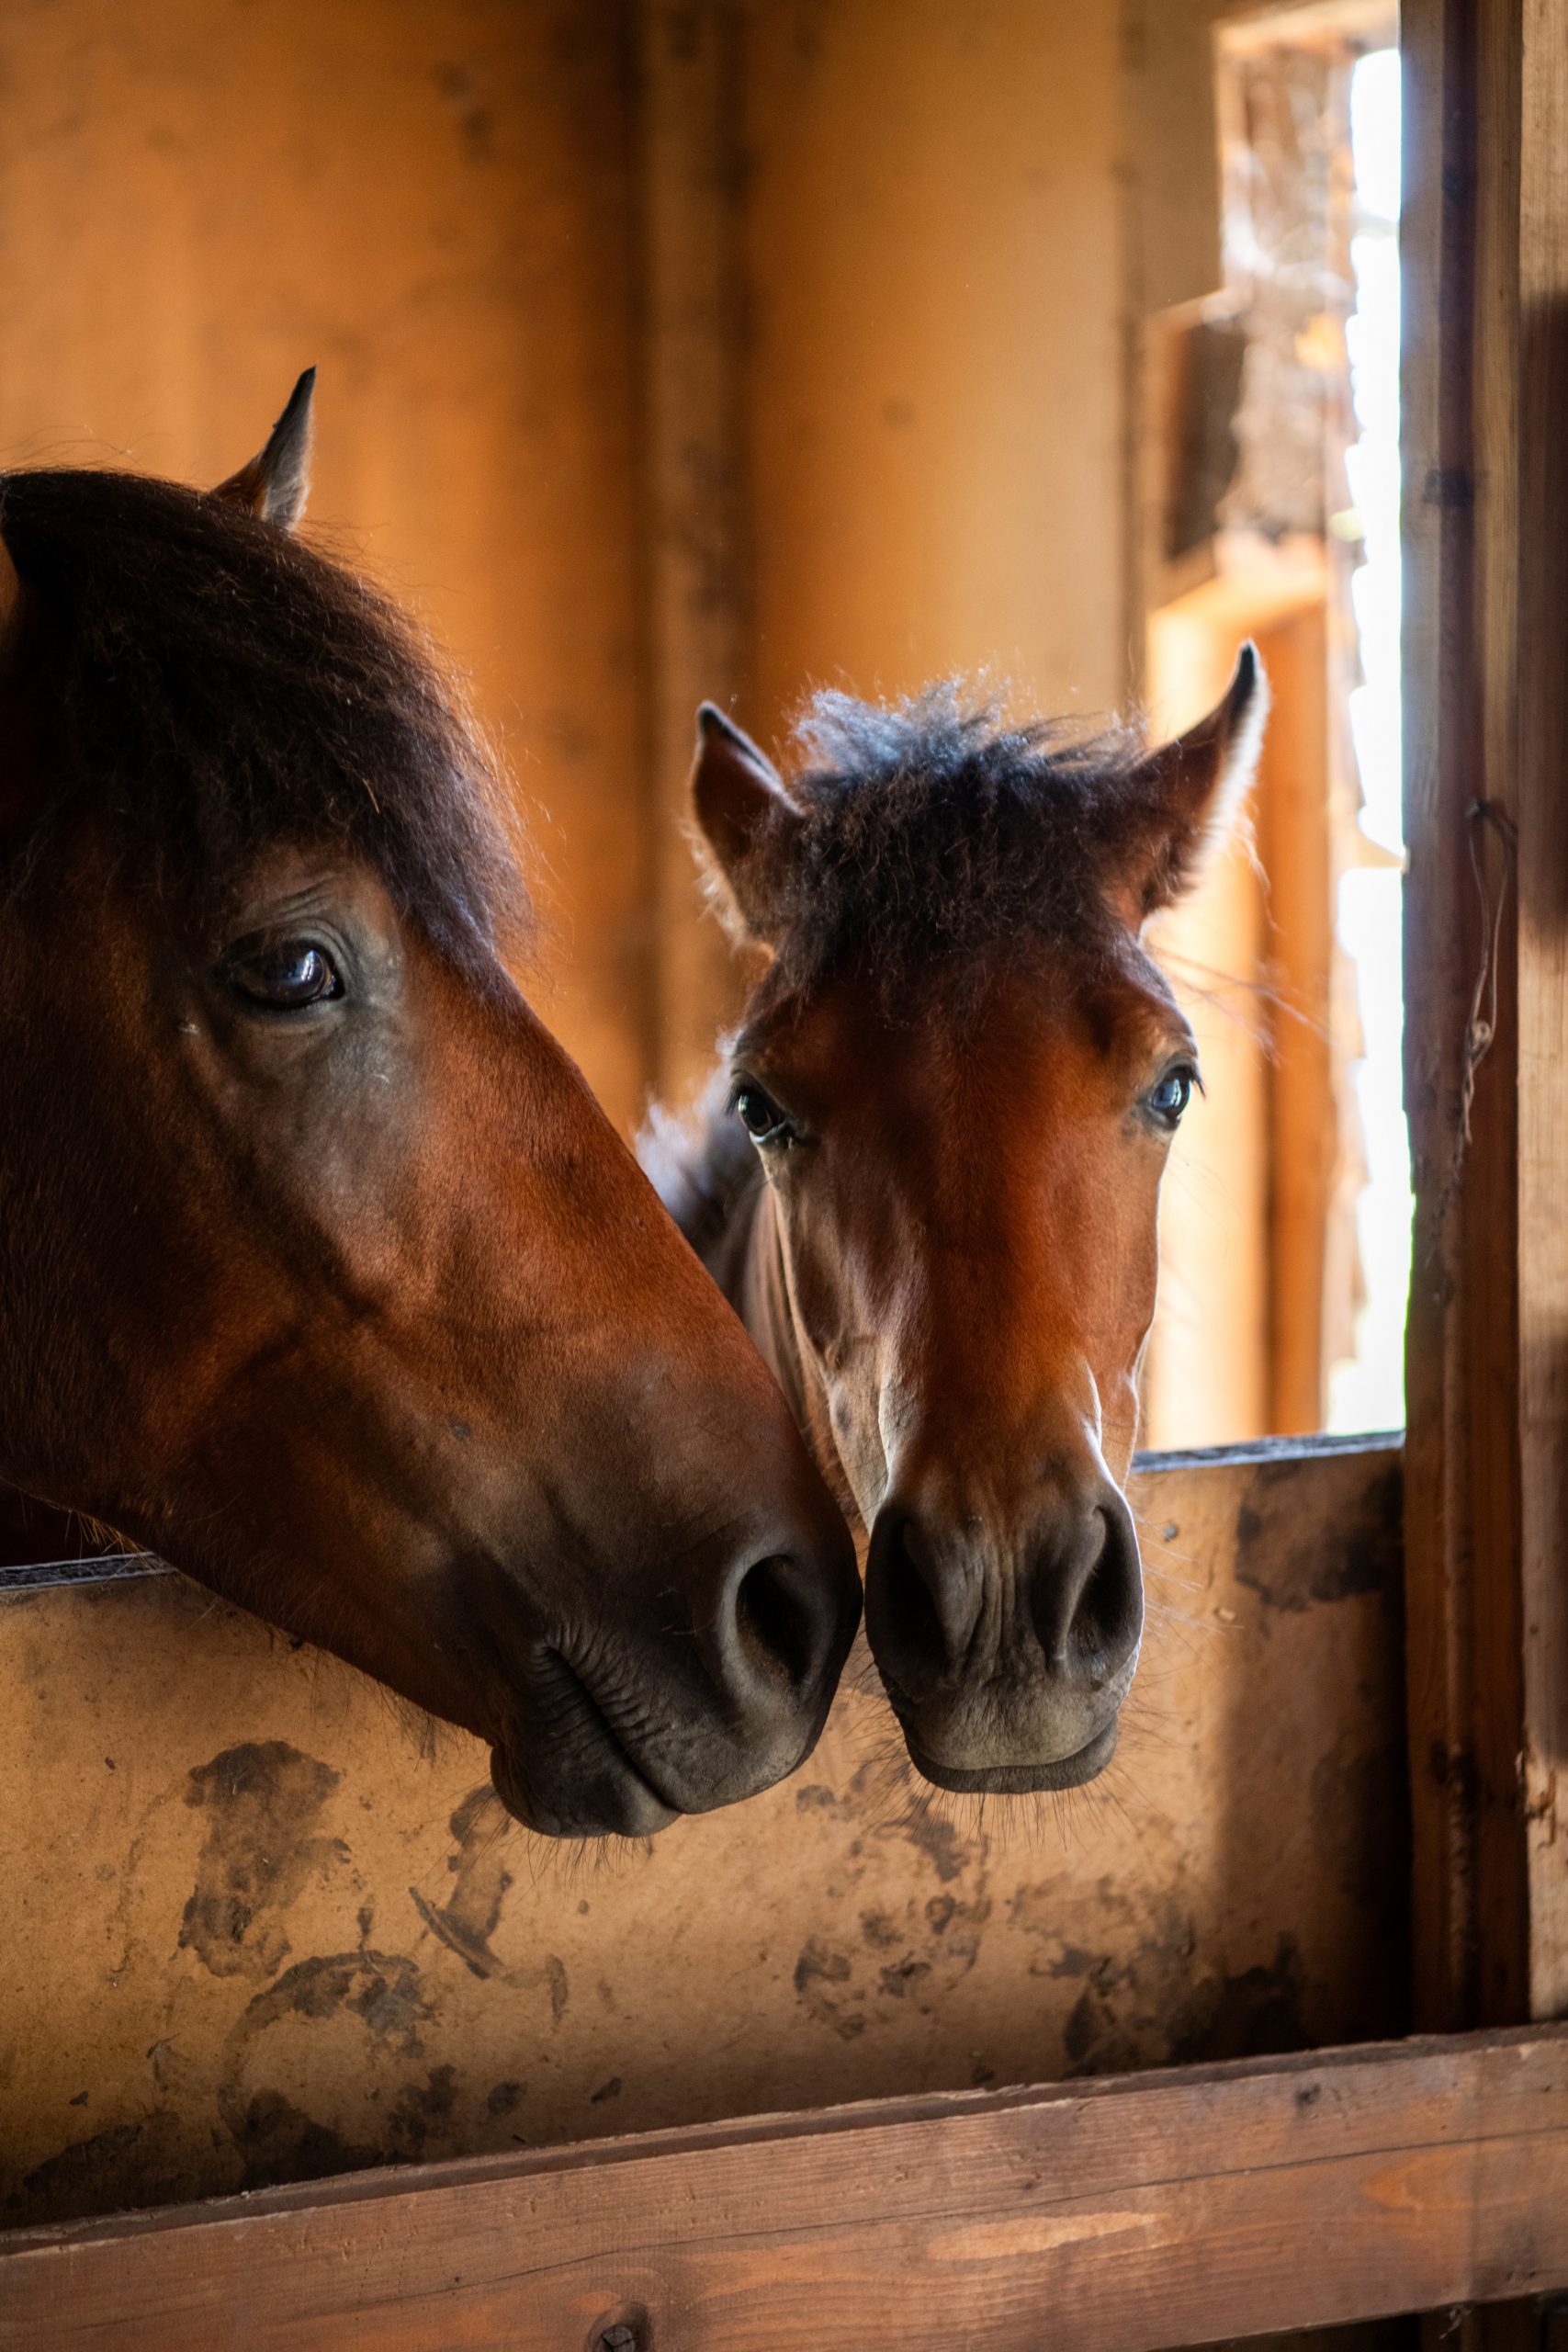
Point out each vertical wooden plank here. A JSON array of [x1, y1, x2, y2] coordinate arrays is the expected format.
[[635, 0, 750, 1107], [1397, 0, 1457, 2004], [1402, 0, 1568, 2038], [1401, 0, 1516, 2035], [1513, 0, 1568, 2030]]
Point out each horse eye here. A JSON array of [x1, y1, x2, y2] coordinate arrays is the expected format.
[[1146, 1065, 1195, 1126], [228, 942, 342, 1011], [733, 1082, 792, 1146]]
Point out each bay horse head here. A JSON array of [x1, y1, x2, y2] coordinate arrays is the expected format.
[[0, 376, 860, 1838], [647, 661, 1266, 1794]]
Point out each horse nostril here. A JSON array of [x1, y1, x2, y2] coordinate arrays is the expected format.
[[1031, 1495, 1143, 1678], [865, 1505, 982, 1690], [734, 1553, 827, 1691], [888, 1516, 950, 1670]]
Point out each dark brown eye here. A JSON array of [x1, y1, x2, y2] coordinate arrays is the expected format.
[[228, 942, 342, 1011], [732, 1080, 793, 1147], [1146, 1063, 1196, 1127]]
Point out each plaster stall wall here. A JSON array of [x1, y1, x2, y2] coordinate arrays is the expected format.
[[0, 0, 655, 1131], [0, 1447, 1407, 2226], [739, 0, 1132, 747]]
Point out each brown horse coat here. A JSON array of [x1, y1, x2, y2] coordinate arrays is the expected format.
[[0, 379, 859, 1838]]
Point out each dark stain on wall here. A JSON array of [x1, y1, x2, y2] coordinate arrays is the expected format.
[[387, 2064, 460, 2156], [408, 1783, 515, 1979], [212, 1950, 440, 2191], [14, 2109, 189, 2226], [1234, 1460, 1401, 1614], [178, 1742, 345, 1979], [1167, 1935, 1307, 2065], [223, 2090, 378, 2193], [230, 1948, 431, 2049]]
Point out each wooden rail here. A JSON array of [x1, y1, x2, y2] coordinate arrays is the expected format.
[[3, 2025, 1565, 2350]]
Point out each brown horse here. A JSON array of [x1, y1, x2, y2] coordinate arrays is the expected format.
[[0, 376, 859, 1839], [645, 658, 1266, 1794]]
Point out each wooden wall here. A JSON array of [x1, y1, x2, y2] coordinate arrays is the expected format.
[[0, 1444, 1406, 2228], [0, 0, 655, 1126], [740, 0, 1130, 730], [0, 0, 1153, 1124]]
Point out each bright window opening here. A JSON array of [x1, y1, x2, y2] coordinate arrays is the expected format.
[[1139, 12, 1406, 1448], [1327, 43, 1407, 1432]]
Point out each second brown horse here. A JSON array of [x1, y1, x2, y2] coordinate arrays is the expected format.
[[646, 658, 1267, 1794]]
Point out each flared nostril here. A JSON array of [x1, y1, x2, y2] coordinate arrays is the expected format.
[[1030, 1495, 1144, 1679], [733, 1552, 831, 1692], [865, 1505, 983, 1691], [889, 1516, 954, 1671]]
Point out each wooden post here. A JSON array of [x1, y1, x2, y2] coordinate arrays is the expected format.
[[1511, 0, 1568, 2035], [1402, 0, 1568, 2035], [634, 0, 750, 1109]]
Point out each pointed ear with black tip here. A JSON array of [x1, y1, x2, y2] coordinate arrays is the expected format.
[[689, 702, 807, 944], [212, 367, 317, 529], [1114, 641, 1269, 921]]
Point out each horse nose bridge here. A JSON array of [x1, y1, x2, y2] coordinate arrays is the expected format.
[[885, 1301, 1100, 1465]]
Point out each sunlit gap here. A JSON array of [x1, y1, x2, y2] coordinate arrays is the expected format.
[[1326, 44, 1408, 1433]]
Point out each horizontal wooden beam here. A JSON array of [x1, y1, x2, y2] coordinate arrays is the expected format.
[[4, 2026, 1565, 2350]]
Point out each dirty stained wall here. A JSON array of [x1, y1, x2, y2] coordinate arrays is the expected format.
[[0, 1446, 1406, 2226]]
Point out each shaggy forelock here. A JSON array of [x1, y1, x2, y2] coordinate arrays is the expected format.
[[765, 682, 1148, 990], [0, 466, 529, 976]]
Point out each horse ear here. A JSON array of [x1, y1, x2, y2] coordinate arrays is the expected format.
[[1114, 641, 1269, 919], [212, 368, 317, 529], [689, 703, 805, 944]]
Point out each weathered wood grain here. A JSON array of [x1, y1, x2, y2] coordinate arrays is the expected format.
[[1401, 0, 1568, 2033], [635, 0, 752, 1107], [1510, 0, 1568, 2033], [2, 2027, 1562, 2351]]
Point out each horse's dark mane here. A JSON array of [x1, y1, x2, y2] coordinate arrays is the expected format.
[[640, 1065, 763, 1273], [757, 682, 1149, 989], [0, 467, 529, 974]]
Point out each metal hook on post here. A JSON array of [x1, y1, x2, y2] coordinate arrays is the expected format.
[[1453, 795, 1517, 1158]]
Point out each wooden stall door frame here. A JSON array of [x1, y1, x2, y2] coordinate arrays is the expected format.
[[3, 1, 1567, 2342], [1401, 0, 1568, 2039]]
